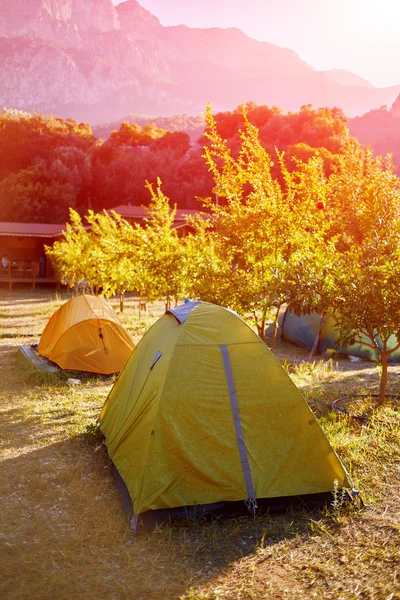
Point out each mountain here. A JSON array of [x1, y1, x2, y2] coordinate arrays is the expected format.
[[319, 69, 374, 89], [1, 0, 399, 124], [348, 94, 400, 171]]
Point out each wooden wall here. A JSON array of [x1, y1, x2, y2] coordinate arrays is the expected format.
[[0, 236, 59, 277]]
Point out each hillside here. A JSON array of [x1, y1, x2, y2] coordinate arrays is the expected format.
[[92, 113, 205, 142], [348, 94, 400, 170]]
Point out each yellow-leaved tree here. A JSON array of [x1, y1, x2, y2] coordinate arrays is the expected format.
[[47, 181, 187, 312], [46, 209, 143, 311], [138, 179, 187, 310], [186, 106, 334, 342], [322, 142, 400, 403], [46, 209, 93, 290]]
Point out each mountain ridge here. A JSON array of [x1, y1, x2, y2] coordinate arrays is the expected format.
[[0, 0, 399, 123]]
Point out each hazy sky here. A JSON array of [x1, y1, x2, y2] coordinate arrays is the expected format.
[[115, 0, 400, 87]]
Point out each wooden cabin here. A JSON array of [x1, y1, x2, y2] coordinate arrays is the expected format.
[[0, 222, 65, 289]]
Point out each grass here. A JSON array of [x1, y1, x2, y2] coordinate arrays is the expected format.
[[0, 289, 399, 600]]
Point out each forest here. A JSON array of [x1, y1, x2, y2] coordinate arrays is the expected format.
[[1, 99, 399, 224], [0, 102, 358, 223], [2, 94, 400, 224]]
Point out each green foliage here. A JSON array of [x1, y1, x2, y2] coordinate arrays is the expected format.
[[0, 109, 93, 179], [186, 107, 400, 403], [150, 131, 191, 158]]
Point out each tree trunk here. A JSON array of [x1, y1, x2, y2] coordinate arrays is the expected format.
[[379, 352, 389, 405], [253, 313, 266, 342], [256, 315, 267, 342], [270, 304, 282, 350], [138, 296, 146, 316], [120, 293, 124, 313]]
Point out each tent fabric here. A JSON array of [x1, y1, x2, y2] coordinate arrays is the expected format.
[[38, 295, 134, 374], [270, 309, 400, 363], [99, 301, 351, 527], [112, 464, 340, 529]]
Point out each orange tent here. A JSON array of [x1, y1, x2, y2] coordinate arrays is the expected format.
[[38, 295, 134, 374]]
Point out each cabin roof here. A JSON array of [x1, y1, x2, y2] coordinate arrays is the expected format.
[[0, 222, 65, 238]]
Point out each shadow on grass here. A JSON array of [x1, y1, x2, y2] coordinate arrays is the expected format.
[[0, 428, 322, 600], [0, 336, 355, 598], [0, 352, 109, 451]]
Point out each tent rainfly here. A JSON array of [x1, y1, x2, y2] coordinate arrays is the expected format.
[[100, 301, 353, 530], [38, 295, 134, 374]]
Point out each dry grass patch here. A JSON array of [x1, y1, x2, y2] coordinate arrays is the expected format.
[[0, 291, 399, 599]]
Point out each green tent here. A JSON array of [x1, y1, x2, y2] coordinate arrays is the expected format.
[[268, 309, 400, 363], [100, 301, 352, 530]]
